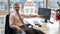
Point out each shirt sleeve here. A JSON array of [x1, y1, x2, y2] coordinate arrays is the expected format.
[[9, 14, 14, 27]]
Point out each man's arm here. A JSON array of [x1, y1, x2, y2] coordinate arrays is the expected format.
[[9, 14, 22, 32]]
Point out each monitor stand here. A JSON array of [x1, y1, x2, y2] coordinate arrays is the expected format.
[[45, 19, 47, 23], [41, 19, 54, 24]]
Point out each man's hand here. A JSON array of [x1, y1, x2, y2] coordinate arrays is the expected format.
[[10, 25, 22, 33], [16, 26, 22, 33]]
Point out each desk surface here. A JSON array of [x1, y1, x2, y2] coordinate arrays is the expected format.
[[24, 18, 48, 33], [23, 18, 59, 34]]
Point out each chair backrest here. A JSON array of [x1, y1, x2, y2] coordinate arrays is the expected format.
[[5, 14, 10, 29], [5, 14, 14, 34]]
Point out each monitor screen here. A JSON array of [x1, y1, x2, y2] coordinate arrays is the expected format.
[[38, 8, 51, 20]]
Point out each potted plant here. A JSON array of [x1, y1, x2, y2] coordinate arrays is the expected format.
[[56, 1, 60, 26], [57, 1, 60, 8]]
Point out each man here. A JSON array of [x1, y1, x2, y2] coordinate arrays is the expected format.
[[10, 3, 26, 34], [10, 3, 45, 34]]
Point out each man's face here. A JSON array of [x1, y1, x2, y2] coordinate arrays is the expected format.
[[14, 5, 20, 12]]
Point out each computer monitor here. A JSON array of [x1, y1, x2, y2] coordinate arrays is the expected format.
[[38, 8, 51, 23]]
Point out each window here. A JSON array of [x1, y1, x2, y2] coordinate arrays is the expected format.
[[30, 8, 34, 14], [34, 1, 36, 3], [10, 0, 26, 13], [48, 0, 59, 8], [10, 1, 14, 12], [24, 8, 30, 15], [0, 17, 5, 28], [0, 15, 5, 34], [33, 0, 46, 8], [0, 0, 8, 12], [0, 29, 5, 34], [25, 8, 29, 13], [10, 0, 22, 12], [40, 3, 44, 8], [38, 2, 41, 7], [37, 1, 44, 8]]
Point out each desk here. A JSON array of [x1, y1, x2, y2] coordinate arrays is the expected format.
[[23, 18, 48, 34], [23, 18, 59, 34]]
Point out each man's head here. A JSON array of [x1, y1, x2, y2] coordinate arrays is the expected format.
[[14, 3, 20, 12]]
